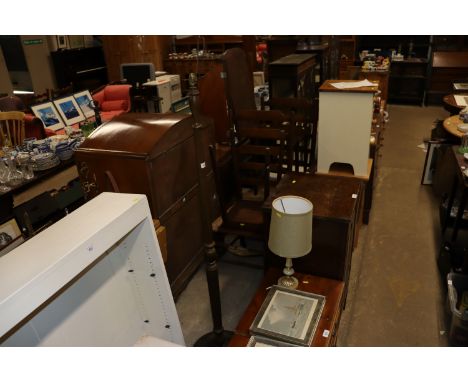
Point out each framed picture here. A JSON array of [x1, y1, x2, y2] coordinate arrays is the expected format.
[[56, 35, 68, 49], [73, 90, 95, 119], [53, 96, 85, 126], [68, 36, 85, 49], [421, 140, 444, 185], [250, 285, 325, 346], [0, 218, 23, 256], [31, 102, 65, 131], [246, 336, 297, 347]]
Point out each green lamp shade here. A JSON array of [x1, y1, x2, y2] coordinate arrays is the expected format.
[[268, 195, 313, 259]]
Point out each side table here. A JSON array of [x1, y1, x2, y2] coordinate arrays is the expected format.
[[229, 268, 345, 347], [443, 115, 464, 139], [263, 172, 362, 290]]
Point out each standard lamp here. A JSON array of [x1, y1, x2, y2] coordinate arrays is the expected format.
[[268, 195, 313, 289]]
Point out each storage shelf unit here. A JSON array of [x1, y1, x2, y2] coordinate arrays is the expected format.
[[0, 193, 184, 346], [356, 36, 432, 106]]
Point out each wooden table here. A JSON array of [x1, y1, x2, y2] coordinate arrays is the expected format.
[[443, 115, 465, 138], [229, 268, 345, 347], [262, 172, 362, 293], [443, 94, 466, 115]]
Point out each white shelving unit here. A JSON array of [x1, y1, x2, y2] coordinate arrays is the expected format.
[[0, 192, 184, 346]]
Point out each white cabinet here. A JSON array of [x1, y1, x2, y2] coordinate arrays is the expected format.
[[0, 192, 184, 346], [317, 80, 378, 177]]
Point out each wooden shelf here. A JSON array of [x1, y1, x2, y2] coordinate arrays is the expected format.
[[390, 74, 427, 79]]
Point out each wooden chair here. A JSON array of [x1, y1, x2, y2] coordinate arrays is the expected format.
[[0, 111, 25, 147], [209, 110, 289, 262], [222, 48, 318, 175]]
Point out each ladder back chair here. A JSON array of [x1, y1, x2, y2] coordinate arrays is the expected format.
[[222, 47, 318, 175], [0, 111, 25, 147]]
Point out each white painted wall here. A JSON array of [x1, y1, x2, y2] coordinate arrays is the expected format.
[[20, 35, 56, 94]]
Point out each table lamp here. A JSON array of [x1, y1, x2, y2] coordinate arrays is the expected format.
[[268, 195, 313, 289]]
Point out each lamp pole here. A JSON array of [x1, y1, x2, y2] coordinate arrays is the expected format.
[[188, 73, 233, 346]]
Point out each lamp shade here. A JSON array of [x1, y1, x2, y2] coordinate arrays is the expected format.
[[268, 195, 313, 259]]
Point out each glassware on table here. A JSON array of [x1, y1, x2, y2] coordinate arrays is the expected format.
[[6, 158, 23, 187], [461, 133, 468, 154], [21, 163, 34, 180], [0, 160, 11, 192]]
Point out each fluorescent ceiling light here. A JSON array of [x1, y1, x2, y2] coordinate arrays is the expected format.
[[13, 90, 34, 95]]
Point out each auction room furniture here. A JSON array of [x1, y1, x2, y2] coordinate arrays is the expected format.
[[263, 173, 363, 295], [359, 69, 389, 102], [443, 94, 467, 115], [265, 36, 329, 84], [229, 268, 345, 346], [317, 79, 378, 177], [355, 35, 431, 105], [268, 53, 317, 100], [223, 48, 317, 173], [440, 146, 468, 273], [209, 110, 288, 257], [91, 84, 132, 122], [50, 46, 108, 91], [0, 96, 46, 140], [443, 115, 466, 139], [0, 111, 25, 147], [74, 112, 216, 298], [427, 52, 468, 105], [164, 56, 233, 144], [0, 160, 83, 238], [0, 193, 184, 346]]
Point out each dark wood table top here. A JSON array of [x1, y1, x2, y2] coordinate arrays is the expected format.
[[443, 115, 465, 138], [443, 94, 467, 115], [229, 268, 345, 347], [263, 172, 362, 221]]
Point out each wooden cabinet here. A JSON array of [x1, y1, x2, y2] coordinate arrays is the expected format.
[[389, 58, 429, 105], [74, 112, 216, 298], [427, 51, 468, 105], [101, 36, 171, 83], [268, 53, 317, 100], [339, 35, 357, 71], [263, 173, 363, 291], [163, 58, 230, 143], [265, 36, 329, 84]]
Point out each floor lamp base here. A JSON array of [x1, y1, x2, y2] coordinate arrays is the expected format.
[[194, 330, 234, 347]]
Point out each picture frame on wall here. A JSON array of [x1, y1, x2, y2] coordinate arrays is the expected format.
[[53, 96, 86, 126], [68, 36, 85, 49], [56, 35, 68, 49], [73, 90, 95, 119], [31, 102, 65, 131], [249, 285, 325, 346]]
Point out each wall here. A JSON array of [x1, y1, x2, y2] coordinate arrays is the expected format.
[[20, 36, 56, 94], [0, 46, 13, 95]]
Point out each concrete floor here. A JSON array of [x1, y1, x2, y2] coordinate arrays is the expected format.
[[175, 104, 451, 346]]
